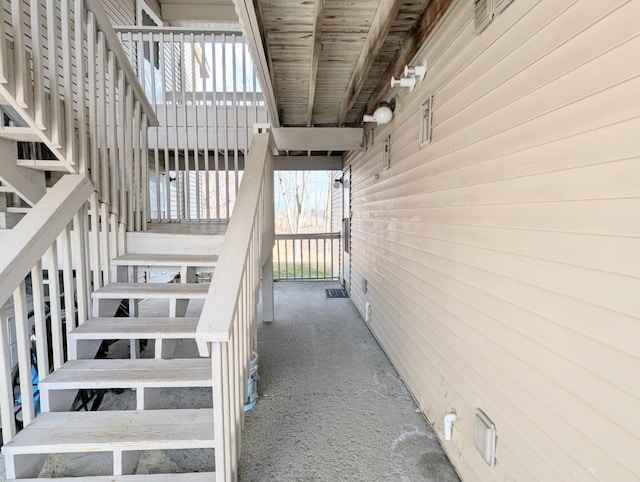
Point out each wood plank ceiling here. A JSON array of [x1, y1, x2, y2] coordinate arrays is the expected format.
[[254, 0, 450, 127]]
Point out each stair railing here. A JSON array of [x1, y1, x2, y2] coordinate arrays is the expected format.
[[0, 0, 158, 445], [0, 0, 157, 233], [196, 126, 275, 482], [0, 175, 92, 444]]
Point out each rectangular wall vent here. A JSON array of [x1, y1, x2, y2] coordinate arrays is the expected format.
[[493, 0, 514, 14], [474, 409, 497, 466], [474, 0, 493, 32], [419, 94, 433, 147]]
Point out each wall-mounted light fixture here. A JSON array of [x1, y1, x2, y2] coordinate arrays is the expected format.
[[391, 60, 428, 92], [363, 99, 396, 124], [333, 177, 343, 189]]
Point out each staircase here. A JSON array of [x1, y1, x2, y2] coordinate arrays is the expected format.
[[2, 252, 220, 480], [0, 1, 275, 480]]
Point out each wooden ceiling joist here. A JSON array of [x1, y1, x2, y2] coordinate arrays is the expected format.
[[365, 0, 454, 115], [307, 0, 325, 127], [337, 0, 403, 126]]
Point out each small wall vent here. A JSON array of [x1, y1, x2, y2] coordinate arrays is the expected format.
[[474, 409, 497, 466], [474, 0, 493, 32]]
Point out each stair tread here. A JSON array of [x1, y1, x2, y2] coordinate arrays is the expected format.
[[2, 409, 214, 454], [0, 126, 41, 142], [91, 283, 209, 299], [11, 473, 216, 481], [112, 253, 219, 267], [40, 358, 211, 389], [70, 317, 199, 339]]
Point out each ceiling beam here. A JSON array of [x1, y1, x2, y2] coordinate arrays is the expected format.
[[307, 0, 325, 126], [337, 0, 403, 126], [366, 0, 454, 115], [274, 155, 342, 171], [232, 0, 281, 126], [272, 127, 363, 151]]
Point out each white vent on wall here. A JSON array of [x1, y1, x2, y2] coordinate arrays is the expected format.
[[419, 94, 433, 147], [474, 0, 493, 32], [474, 409, 497, 466]]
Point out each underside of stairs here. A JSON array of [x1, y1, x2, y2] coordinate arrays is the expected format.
[[2, 251, 221, 480]]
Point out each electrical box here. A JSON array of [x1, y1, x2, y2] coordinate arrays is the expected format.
[[474, 409, 497, 466]]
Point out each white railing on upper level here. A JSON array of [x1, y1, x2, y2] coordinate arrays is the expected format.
[[116, 27, 268, 223], [0, 0, 155, 443], [196, 127, 274, 482]]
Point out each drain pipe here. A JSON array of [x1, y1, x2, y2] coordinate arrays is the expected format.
[[444, 411, 457, 441]]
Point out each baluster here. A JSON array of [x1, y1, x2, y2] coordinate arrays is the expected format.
[[149, 32, 161, 222], [10, 0, 26, 108], [0, 304, 16, 443], [170, 32, 181, 222], [29, 0, 45, 129], [13, 281, 35, 425], [125, 85, 134, 231], [191, 33, 200, 222], [232, 33, 239, 196], [46, 242, 64, 370], [87, 12, 99, 186], [202, 34, 211, 221], [75, 0, 88, 175], [30, 261, 49, 377], [61, 0, 75, 161], [180, 33, 190, 221], [133, 101, 141, 231], [158, 33, 171, 221], [116, 70, 126, 222], [212, 34, 221, 221], [141, 113, 149, 230], [60, 226, 76, 354], [222, 35, 230, 219], [108, 52, 118, 217], [72, 211, 89, 326], [46, 0, 62, 147], [97, 32, 109, 201]]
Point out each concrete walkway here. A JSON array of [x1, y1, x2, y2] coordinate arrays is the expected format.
[[239, 281, 460, 482]]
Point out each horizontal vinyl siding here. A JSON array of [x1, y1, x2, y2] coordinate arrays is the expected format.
[[103, 0, 135, 26], [346, 0, 640, 481]]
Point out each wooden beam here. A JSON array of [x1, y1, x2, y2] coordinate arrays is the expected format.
[[232, 0, 280, 126], [307, 0, 325, 126], [272, 127, 363, 151], [0, 175, 93, 307], [366, 0, 454, 115], [274, 155, 342, 171], [337, 0, 403, 126]]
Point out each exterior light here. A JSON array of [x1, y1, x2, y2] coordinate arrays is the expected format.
[[362, 99, 396, 125]]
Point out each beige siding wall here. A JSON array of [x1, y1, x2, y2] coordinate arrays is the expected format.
[[103, 0, 136, 26], [346, 0, 640, 480]]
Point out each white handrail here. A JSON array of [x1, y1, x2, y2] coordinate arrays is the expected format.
[[196, 130, 274, 345], [0, 176, 92, 307], [195, 128, 274, 482]]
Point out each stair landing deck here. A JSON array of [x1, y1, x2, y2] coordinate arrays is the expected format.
[[2, 409, 215, 479], [91, 283, 210, 300]]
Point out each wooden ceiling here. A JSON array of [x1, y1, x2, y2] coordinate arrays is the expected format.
[[253, 0, 451, 127]]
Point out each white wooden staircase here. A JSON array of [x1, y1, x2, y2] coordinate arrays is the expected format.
[[2, 252, 220, 480]]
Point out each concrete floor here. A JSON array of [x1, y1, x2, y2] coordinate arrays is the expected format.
[[0, 282, 460, 481], [239, 281, 460, 482]]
